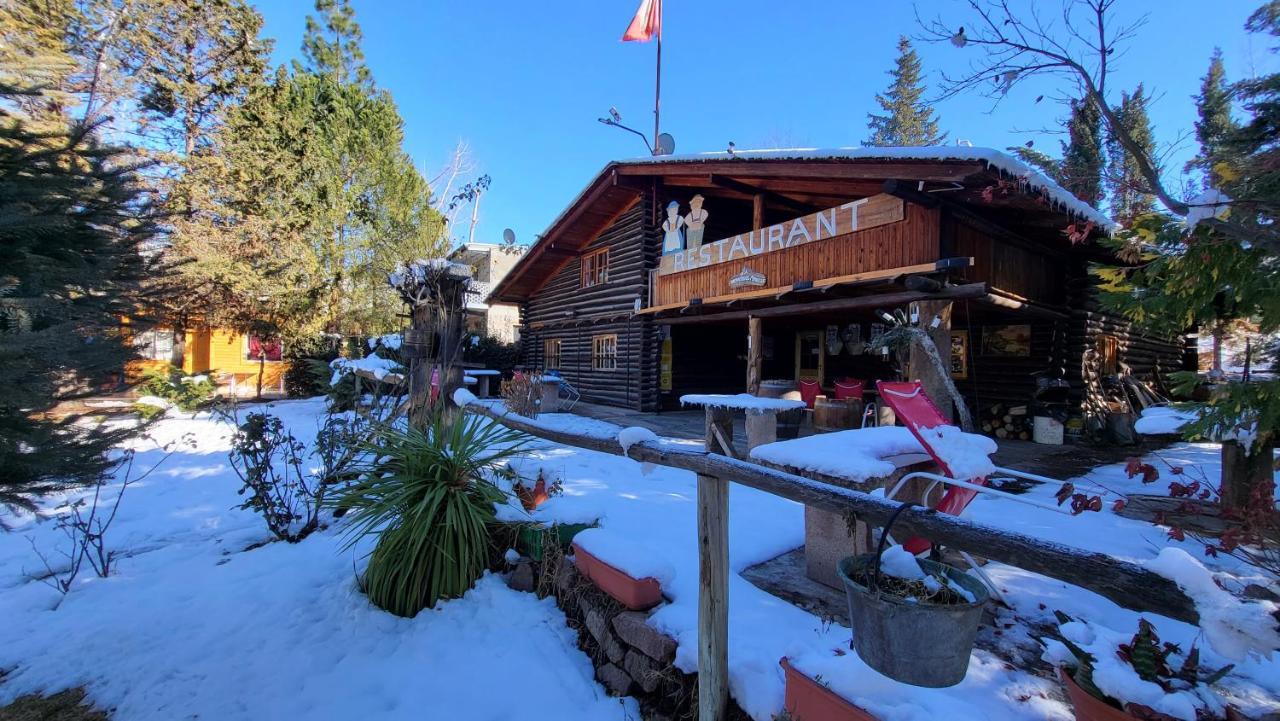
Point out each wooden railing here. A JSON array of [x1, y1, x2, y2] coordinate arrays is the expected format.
[[462, 400, 1198, 721]]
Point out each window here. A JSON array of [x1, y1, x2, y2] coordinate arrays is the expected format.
[[592, 334, 618, 371], [543, 338, 562, 370], [133, 329, 175, 361], [246, 334, 283, 362], [580, 248, 609, 288]]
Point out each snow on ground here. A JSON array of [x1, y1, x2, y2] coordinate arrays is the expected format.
[[2, 400, 1277, 721], [0, 399, 636, 721], [1136, 405, 1200, 435]]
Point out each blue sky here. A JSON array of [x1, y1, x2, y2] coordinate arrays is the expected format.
[[249, 1, 1272, 246]]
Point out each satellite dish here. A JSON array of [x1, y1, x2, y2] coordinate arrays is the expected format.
[[502, 228, 516, 244], [655, 132, 676, 156]]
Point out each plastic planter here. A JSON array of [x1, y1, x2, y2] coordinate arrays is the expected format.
[[837, 553, 989, 688], [781, 658, 877, 721], [571, 541, 663, 610], [1058, 668, 1136, 721], [516, 522, 595, 561]]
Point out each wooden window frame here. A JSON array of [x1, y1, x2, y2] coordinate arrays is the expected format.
[[592, 334, 618, 372], [543, 338, 562, 370], [580, 248, 610, 288]]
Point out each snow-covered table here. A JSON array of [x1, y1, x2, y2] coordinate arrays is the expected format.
[[464, 369, 502, 397], [680, 393, 807, 452], [749, 427, 938, 589]]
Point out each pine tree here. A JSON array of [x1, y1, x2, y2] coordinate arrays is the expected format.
[[864, 37, 946, 147], [1106, 85, 1156, 224], [1060, 98, 1105, 208], [300, 0, 372, 88], [0, 2, 152, 509], [133, 0, 271, 159], [1187, 49, 1238, 187], [1006, 145, 1062, 182]]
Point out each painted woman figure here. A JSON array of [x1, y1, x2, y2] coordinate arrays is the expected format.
[[661, 200, 685, 254], [683, 194, 709, 250]]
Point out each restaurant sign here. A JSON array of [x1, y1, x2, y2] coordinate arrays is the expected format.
[[656, 193, 904, 276]]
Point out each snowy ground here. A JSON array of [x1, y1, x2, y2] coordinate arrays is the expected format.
[[1, 400, 1277, 720]]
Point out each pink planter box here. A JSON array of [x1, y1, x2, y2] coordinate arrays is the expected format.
[[781, 658, 877, 721], [571, 542, 663, 610]]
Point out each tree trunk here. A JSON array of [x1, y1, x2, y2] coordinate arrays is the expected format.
[[255, 355, 265, 399], [908, 301, 954, 423], [1220, 439, 1275, 512], [169, 322, 186, 370]]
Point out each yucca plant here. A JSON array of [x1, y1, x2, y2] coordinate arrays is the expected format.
[[334, 413, 530, 617]]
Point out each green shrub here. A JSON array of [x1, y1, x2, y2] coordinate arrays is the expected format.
[[333, 413, 529, 617], [284, 335, 343, 398], [462, 333, 518, 374], [137, 368, 216, 411]]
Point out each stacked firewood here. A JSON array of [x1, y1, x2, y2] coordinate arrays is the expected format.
[[980, 403, 1030, 440]]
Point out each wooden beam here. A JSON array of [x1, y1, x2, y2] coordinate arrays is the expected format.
[[747, 316, 762, 394], [712, 174, 811, 215], [462, 401, 1200, 624], [751, 193, 765, 230], [699, 407, 732, 721], [657, 283, 989, 325]]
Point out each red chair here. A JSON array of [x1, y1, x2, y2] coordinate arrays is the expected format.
[[798, 379, 820, 409], [833, 378, 865, 401]]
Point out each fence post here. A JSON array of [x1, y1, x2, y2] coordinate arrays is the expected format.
[[698, 406, 731, 721]]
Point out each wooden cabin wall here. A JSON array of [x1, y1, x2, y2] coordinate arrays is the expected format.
[[517, 199, 662, 411], [652, 203, 941, 306], [952, 219, 1064, 305], [951, 318, 1062, 415], [1064, 266, 1186, 406]]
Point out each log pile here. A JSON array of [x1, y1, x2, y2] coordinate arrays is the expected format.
[[980, 402, 1030, 440]]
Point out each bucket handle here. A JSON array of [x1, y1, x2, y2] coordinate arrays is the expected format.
[[869, 501, 917, 595]]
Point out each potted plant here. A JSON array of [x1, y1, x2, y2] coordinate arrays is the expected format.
[[516, 520, 596, 561], [836, 508, 989, 687], [1048, 613, 1234, 721]]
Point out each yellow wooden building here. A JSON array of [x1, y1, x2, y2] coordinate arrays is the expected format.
[[126, 324, 286, 398]]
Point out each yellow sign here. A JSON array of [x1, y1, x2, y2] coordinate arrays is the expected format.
[[659, 338, 673, 391], [657, 193, 904, 276]]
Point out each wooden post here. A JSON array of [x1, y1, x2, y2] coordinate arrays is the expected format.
[[745, 411, 776, 452], [698, 406, 732, 721], [908, 300, 954, 422], [752, 193, 764, 231], [746, 316, 762, 395], [407, 305, 434, 430]]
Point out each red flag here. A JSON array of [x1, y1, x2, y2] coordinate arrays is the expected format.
[[621, 0, 661, 42]]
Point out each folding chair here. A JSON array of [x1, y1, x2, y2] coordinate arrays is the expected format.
[[875, 381, 1083, 601], [543, 370, 581, 412]]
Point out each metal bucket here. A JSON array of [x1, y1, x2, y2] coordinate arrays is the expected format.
[[837, 554, 989, 687]]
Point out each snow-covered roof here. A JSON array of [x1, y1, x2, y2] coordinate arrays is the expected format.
[[622, 145, 1114, 231]]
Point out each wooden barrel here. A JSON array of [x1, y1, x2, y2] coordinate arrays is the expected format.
[[814, 396, 856, 433], [758, 379, 796, 399]]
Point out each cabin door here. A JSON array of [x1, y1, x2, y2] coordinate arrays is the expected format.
[[795, 331, 824, 385]]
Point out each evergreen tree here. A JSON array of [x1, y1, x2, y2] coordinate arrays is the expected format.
[[1006, 145, 1062, 182], [1187, 48, 1238, 187], [0, 2, 152, 509], [864, 37, 946, 147], [1060, 98, 1105, 208], [300, 0, 372, 88], [133, 0, 271, 159], [1106, 85, 1157, 224]]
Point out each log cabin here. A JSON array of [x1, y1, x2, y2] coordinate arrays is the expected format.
[[488, 147, 1193, 431]]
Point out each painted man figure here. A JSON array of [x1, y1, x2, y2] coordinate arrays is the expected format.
[[683, 194, 709, 250]]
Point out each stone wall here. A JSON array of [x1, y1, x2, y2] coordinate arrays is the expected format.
[[506, 552, 750, 721]]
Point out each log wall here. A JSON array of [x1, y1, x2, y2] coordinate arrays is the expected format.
[[953, 219, 1064, 304], [519, 199, 662, 411]]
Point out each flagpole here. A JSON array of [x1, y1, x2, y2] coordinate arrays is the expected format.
[[653, 2, 662, 155]]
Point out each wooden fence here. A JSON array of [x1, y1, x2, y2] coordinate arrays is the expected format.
[[462, 400, 1198, 721]]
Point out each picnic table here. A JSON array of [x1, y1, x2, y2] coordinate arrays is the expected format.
[[464, 369, 501, 397]]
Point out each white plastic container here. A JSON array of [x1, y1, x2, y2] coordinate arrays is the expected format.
[[1033, 415, 1065, 445]]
